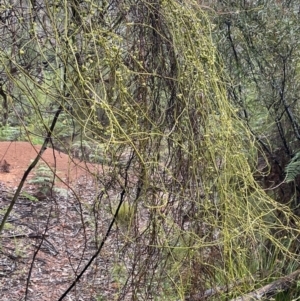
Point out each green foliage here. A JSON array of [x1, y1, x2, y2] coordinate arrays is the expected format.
[[1, 0, 300, 300], [28, 163, 55, 198], [0, 207, 13, 230], [28, 163, 67, 198], [20, 191, 39, 202], [0, 124, 20, 141], [71, 140, 93, 161], [212, 0, 300, 186], [284, 152, 300, 183], [210, 1, 300, 299], [112, 202, 135, 230]]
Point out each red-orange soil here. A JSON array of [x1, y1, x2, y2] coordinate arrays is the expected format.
[[0, 141, 99, 189]]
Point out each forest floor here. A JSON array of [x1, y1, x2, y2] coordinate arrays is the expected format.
[[0, 141, 136, 301], [0, 141, 99, 189]]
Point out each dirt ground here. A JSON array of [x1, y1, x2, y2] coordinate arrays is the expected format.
[[0, 141, 168, 301], [0, 141, 99, 190], [0, 141, 121, 301]]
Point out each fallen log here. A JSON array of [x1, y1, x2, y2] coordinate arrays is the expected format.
[[183, 269, 300, 301], [231, 269, 300, 301]]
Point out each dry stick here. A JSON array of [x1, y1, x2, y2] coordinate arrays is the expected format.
[[0, 105, 63, 234], [57, 153, 134, 301], [183, 279, 245, 301], [185, 269, 300, 301], [24, 206, 53, 301], [230, 269, 300, 301], [57, 189, 126, 301]]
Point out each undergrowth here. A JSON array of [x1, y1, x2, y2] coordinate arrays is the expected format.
[[0, 0, 300, 300]]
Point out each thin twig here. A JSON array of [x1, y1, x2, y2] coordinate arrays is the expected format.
[[0, 105, 63, 234]]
